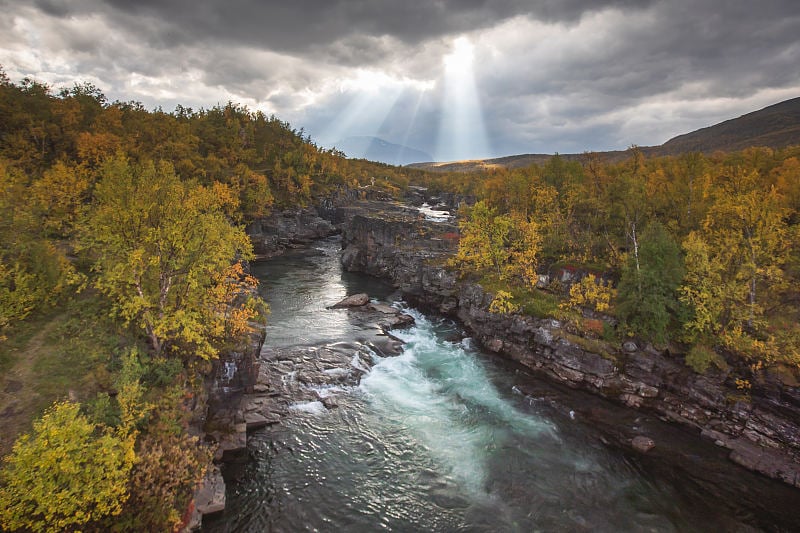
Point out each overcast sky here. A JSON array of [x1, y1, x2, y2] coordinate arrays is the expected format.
[[2, 0, 799, 161]]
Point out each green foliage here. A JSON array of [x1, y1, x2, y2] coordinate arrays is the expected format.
[[433, 146, 800, 369], [0, 401, 136, 532], [120, 432, 212, 531], [601, 321, 618, 342], [0, 162, 80, 336], [29, 160, 90, 238], [679, 169, 795, 363], [33, 293, 121, 404], [450, 201, 542, 287], [115, 348, 152, 432], [685, 343, 728, 374], [1, 68, 800, 530], [0, 260, 40, 333], [679, 231, 724, 340], [563, 274, 615, 313], [81, 155, 254, 361], [617, 221, 685, 344], [505, 213, 542, 288], [141, 355, 184, 388], [481, 274, 563, 319], [0, 71, 439, 530], [450, 201, 512, 275], [111, 377, 212, 531], [521, 290, 564, 319]]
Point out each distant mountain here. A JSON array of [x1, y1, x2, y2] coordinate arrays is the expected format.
[[406, 151, 629, 173], [659, 97, 800, 155], [408, 97, 800, 172], [335, 136, 433, 166]]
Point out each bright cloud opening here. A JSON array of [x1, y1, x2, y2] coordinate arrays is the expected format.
[[313, 69, 434, 151], [435, 36, 491, 161], [443, 36, 475, 74]]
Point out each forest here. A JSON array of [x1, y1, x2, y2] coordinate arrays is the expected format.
[[0, 66, 799, 531], [437, 146, 800, 376], [0, 70, 423, 531]]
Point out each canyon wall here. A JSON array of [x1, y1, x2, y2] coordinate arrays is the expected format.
[[337, 199, 800, 489]]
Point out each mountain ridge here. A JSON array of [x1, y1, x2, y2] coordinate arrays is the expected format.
[[334, 136, 433, 166], [408, 97, 800, 172]]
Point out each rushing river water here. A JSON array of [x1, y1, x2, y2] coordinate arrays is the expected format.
[[204, 237, 799, 532]]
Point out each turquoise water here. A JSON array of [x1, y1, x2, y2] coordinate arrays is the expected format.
[[204, 238, 799, 532]]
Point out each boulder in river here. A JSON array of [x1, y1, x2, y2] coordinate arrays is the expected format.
[[330, 293, 370, 308]]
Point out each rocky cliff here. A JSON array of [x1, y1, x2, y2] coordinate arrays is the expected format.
[[247, 207, 338, 259], [337, 199, 800, 489], [184, 320, 266, 531]]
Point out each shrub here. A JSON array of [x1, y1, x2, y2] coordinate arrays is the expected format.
[[685, 344, 727, 374], [0, 401, 135, 532], [489, 290, 519, 314]]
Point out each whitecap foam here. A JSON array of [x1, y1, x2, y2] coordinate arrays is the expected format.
[[308, 384, 351, 398], [323, 367, 351, 377], [418, 203, 452, 222], [360, 306, 557, 497], [350, 353, 372, 373], [288, 401, 327, 415]]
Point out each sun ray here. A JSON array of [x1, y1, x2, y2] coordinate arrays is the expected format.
[[435, 37, 491, 162], [373, 88, 430, 163], [314, 70, 431, 156]]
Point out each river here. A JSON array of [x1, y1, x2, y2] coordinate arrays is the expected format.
[[203, 237, 799, 532]]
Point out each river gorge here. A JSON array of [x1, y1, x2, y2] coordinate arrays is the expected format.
[[200, 199, 799, 532]]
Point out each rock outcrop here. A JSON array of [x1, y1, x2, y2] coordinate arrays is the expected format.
[[183, 319, 266, 531], [247, 207, 338, 259], [330, 293, 370, 308], [337, 199, 800, 489], [189, 290, 413, 530], [239, 300, 414, 428]]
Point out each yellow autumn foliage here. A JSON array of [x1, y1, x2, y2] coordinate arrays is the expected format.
[[563, 274, 615, 313], [0, 401, 136, 532], [489, 290, 519, 314]]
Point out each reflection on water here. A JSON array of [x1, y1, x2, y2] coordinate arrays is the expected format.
[[248, 237, 394, 349], [205, 237, 799, 532]]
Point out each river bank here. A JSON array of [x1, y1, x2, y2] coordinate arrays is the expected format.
[[202, 228, 799, 532], [192, 197, 799, 529], [334, 198, 800, 490]]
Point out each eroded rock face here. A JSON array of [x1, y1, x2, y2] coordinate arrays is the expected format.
[[452, 282, 800, 488], [337, 201, 460, 315], [247, 208, 338, 259], [337, 199, 800, 489]]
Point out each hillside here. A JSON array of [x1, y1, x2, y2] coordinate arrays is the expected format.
[[659, 96, 800, 154], [409, 97, 800, 172]]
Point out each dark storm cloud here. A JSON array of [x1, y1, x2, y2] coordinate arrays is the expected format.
[[467, 0, 800, 153], [35, 0, 656, 55], [2, 0, 799, 158]]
